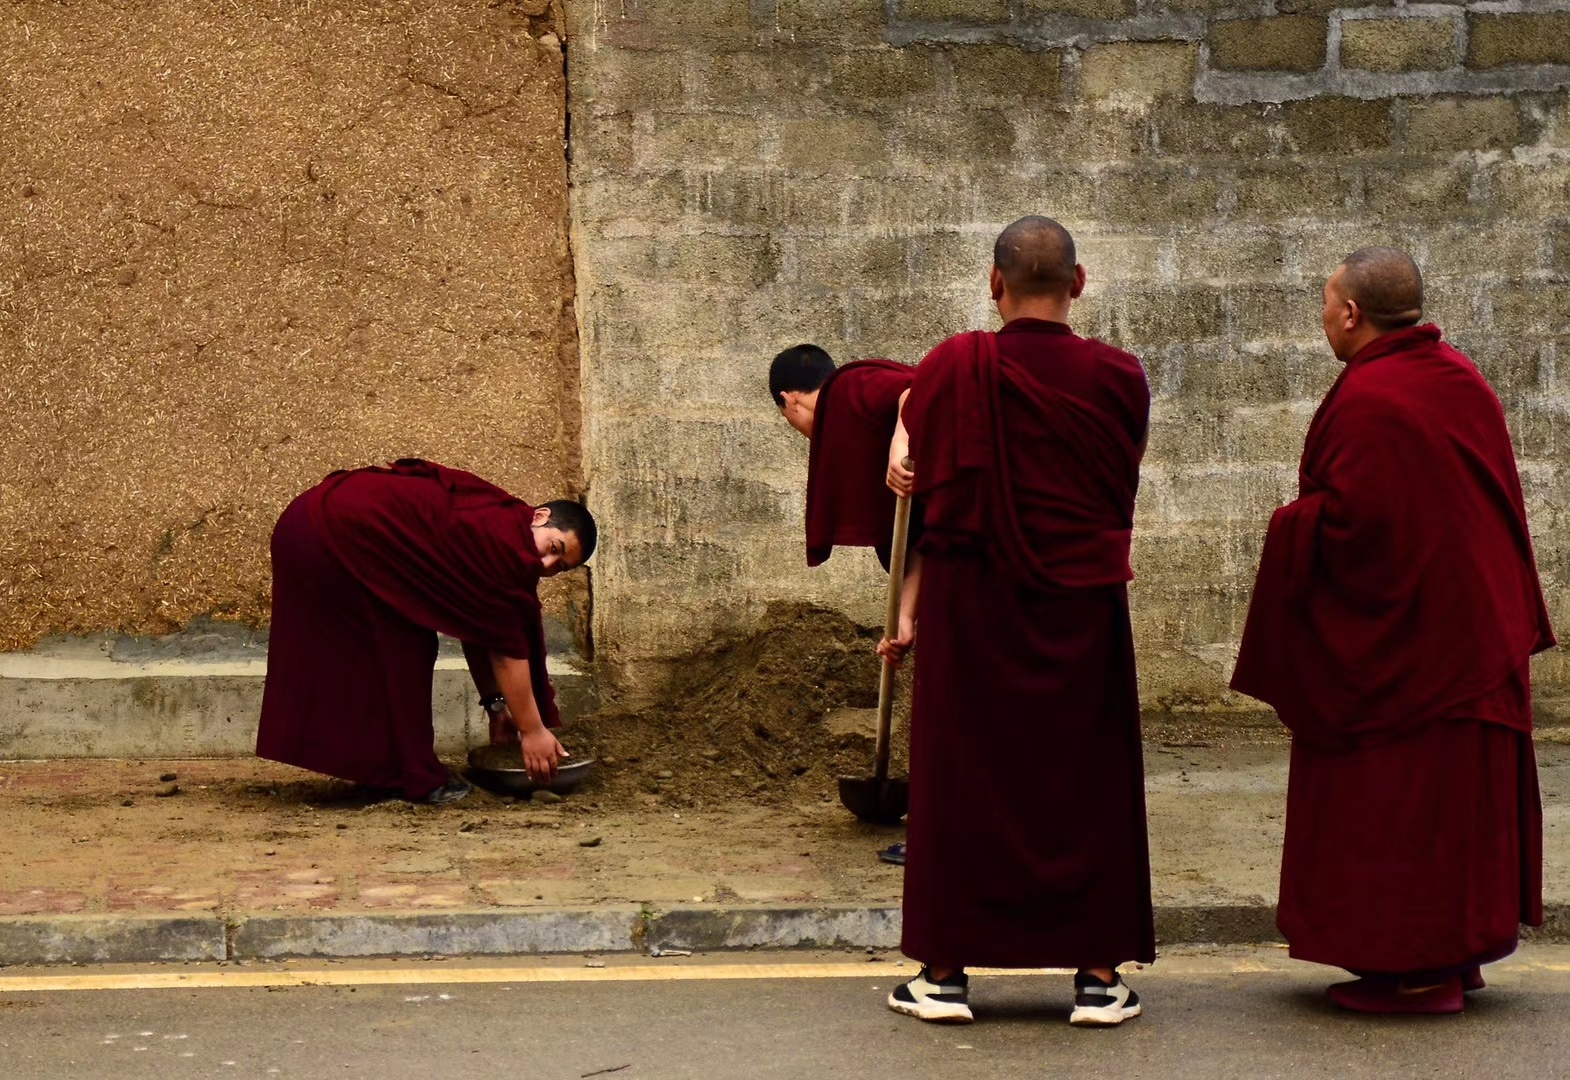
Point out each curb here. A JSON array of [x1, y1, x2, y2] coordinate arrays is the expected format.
[[2, 904, 1564, 967]]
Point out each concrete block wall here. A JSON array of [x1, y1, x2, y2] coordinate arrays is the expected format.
[[565, 0, 1570, 713]]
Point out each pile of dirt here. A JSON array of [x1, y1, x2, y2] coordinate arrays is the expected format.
[[564, 604, 911, 810]]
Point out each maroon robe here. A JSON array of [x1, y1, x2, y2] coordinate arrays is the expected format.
[[258, 459, 557, 799], [900, 319, 1155, 969], [804, 359, 915, 570], [1231, 325, 1554, 975]]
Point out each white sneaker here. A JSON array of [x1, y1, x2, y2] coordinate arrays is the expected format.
[[1069, 972, 1142, 1026], [888, 967, 974, 1023]]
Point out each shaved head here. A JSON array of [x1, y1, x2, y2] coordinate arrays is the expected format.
[[1337, 246, 1424, 331], [993, 216, 1078, 298]]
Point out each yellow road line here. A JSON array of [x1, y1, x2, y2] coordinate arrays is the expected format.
[[4, 959, 1565, 995]]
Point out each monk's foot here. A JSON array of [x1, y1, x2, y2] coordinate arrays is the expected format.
[[1326, 976, 1463, 1015], [876, 842, 907, 866], [888, 967, 973, 1024], [417, 777, 472, 805], [1462, 966, 1486, 993], [1069, 972, 1142, 1026]]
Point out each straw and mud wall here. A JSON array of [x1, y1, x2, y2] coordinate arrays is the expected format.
[[568, 0, 1570, 716], [0, 0, 586, 651]]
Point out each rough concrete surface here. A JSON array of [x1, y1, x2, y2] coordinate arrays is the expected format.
[[0, 740, 1564, 962], [0, 0, 584, 650]]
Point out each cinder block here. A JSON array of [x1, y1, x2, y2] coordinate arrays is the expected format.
[[1486, 160, 1570, 218], [778, 0, 888, 41], [1360, 163, 1476, 219], [1076, 235, 1165, 284], [1096, 167, 1222, 227], [1492, 285, 1570, 336], [889, 108, 1018, 163], [779, 117, 890, 173], [597, 0, 755, 50], [1550, 222, 1570, 277], [1227, 284, 1322, 342], [1013, 112, 1142, 162], [1277, 97, 1393, 154], [1231, 163, 1351, 220], [1406, 96, 1522, 153], [574, 176, 688, 230], [1147, 102, 1273, 158], [1207, 16, 1328, 74], [639, 115, 769, 168], [1024, 0, 1136, 19], [1467, 14, 1570, 69], [1079, 42, 1199, 107], [902, 0, 1011, 22], [779, 236, 912, 286], [949, 45, 1063, 100], [1113, 287, 1226, 346], [596, 235, 782, 287], [689, 51, 822, 108], [570, 51, 685, 111], [1177, 231, 1289, 284], [573, 114, 636, 176], [827, 47, 942, 100], [1339, 16, 1459, 73], [1422, 224, 1546, 280]]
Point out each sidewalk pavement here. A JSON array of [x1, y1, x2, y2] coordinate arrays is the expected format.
[[2, 739, 1566, 965]]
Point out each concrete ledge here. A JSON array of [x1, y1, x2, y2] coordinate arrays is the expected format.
[[0, 915, 226, 966], [229, 908, 644, 960], [2, 903, 1566, 966], [646, 905, 903, 952]]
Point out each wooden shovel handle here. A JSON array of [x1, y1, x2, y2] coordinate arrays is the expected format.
[[874, 457, 914, 782]]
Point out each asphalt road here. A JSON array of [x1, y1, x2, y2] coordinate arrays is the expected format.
[[2, 946, 1568, 1079]]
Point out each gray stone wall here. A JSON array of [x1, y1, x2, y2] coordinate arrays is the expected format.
[[565, 0, 1570, 714]]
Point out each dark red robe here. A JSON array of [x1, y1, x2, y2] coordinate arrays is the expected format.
[[900, 319, 1155, 969], [1231, 325, 1555, 975], [257, 459, 557, 799], [804, 359, 915, 570]]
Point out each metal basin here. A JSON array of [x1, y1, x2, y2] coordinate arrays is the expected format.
[[465, 743, 595, 797]]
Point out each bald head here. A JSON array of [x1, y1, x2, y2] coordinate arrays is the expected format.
[[1337, 247, 1424, 332], [993, 216, 1078, 298]]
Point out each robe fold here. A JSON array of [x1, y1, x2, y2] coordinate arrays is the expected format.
[[900, 319, 1155, 969], [804, 359, 915, 570], [1230, 324, 1554, 974], [258, 460, 556, 800]]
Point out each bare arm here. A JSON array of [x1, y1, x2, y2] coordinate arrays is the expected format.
[[875, 550, 922, 667], [887, 388, 914, 496], [491, 653, 566, 780]]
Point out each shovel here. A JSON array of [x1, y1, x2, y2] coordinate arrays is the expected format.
[[837, 460, 914, 825]]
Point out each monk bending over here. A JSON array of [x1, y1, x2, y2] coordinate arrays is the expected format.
[[770, 344, 918, 865], [257, 459, 596, 805], [880, 217, 1155, 1026], [1231, 248, 1554, 1014]]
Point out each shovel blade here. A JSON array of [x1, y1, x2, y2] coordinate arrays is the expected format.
[[837, 775, 910, 825]]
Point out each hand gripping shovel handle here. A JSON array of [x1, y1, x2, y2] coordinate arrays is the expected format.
[[874, 460, 914, 783]]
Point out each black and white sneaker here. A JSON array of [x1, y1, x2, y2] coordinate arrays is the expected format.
[[1069, 972, 1142, 1026], [888, 967, 973, 1023]]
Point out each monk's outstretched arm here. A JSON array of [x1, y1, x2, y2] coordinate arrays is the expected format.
[[887, 389, 914, 496], [876, 550, 923, 667], [490, 653, 566, 781]]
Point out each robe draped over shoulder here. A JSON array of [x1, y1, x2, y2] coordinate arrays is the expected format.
[[1231, 325, 1553, 749], [804, 359, 915, 569]]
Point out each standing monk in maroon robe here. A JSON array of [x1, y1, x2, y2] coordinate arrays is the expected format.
[[771, 344, 920, 866], [1231, 248, 1554, 1015], [257, 459, 596, 804], [879, 217, 1155, 1027]]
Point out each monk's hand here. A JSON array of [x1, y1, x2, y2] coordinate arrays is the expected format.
[[521, 726, 567, 782], [887, 445, 914, 497], [876, 615, 916, 668]]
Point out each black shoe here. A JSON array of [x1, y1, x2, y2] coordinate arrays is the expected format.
[[877, 842, 907, 866], [1069, 972, 1142, 1026], [888, 967, 973, 1023], [419, 778, 472, 805]]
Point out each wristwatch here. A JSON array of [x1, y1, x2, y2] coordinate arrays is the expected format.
[[481, 694, 508, 715]]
